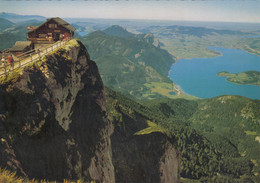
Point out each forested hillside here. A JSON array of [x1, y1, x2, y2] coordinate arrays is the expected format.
[[81, 29, 174, 76], [106, 87, 260, 182], [140, 95, 260, 182], [80, 27, 176, 99], [0, 20, 40, 51], [192, 96, 260, 175]]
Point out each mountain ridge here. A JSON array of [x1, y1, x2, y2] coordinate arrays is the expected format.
[[0, 12, 45, 23], [0, 18, 15, 30], [80, 26, 176, 99], [103, 25, 135, 38]]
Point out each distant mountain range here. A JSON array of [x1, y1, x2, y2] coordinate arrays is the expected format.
[[103, 25, 160, 47], [0, 12, 45, 23], [139, 25, 249, 38]]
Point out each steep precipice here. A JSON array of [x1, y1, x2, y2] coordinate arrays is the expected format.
[[0, 39, 114, 182], [106, 88, 181, 183]]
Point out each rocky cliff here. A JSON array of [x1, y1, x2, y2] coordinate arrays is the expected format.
[[112, 131, 181, 183], [106, 88, 181, 183], [0, 39, 180, 182], [0, 39, 114, 182]]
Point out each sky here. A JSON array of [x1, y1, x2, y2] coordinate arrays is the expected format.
[[0, 0, 260, 23]]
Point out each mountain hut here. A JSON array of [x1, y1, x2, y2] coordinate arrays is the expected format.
[[27, 17, 75, 47]]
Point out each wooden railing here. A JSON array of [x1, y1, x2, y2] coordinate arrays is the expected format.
[[0, 39, 71, 77]]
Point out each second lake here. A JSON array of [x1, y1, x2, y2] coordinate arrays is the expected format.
[[168, 47, 260, 99]]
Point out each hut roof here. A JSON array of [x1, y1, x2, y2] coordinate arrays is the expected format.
[[9, 41, 32, 51], [27, 17, 76, 33], [50, 17, 76, 32]]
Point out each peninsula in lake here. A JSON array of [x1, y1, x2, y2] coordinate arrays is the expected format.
[[218, 71, 260, 86]]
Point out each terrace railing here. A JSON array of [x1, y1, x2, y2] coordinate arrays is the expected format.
[[0, 38, 71, 77]]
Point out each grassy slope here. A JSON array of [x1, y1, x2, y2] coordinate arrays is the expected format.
[[0, 168, 86, 183], [236, 38, 260, 56], [95, 54, 167, 99]]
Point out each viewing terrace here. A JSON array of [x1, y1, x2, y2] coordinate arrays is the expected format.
[[0, 39, 71, 78]]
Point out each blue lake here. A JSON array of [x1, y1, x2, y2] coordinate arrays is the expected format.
[[168, 47, 260, 99]]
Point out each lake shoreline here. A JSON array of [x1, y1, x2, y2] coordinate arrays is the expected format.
[[168, 46, 260, 100]]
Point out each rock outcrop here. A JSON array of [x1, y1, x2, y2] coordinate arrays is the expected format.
[[0, 39, 114, 182], [112, 132, 181, 183], [0, 39, 180, 182], [106, 88, 181, 183]]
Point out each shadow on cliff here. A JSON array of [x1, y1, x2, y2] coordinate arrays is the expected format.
[[0, 39, 114, 182]]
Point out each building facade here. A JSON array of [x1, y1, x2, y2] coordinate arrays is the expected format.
[[27, 17, 76, 45]]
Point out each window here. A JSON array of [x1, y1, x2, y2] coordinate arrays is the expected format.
[[39, 34, 47, 38], [48, 24, 57, 29]]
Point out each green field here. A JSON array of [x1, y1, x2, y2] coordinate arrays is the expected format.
[[143, 82, 198, 100], [159, 36, 223, 60]]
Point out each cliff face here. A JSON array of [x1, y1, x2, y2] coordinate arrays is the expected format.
[[0, 39, 180, 182], [0, 40, 114, 182], [112, 132, 181, 183], [106, 88, 181, 183]]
